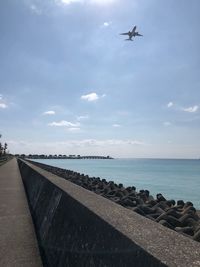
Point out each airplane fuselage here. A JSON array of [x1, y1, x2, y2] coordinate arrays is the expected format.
[[128, 31, 139, 38], [120, 26, 143, 41]]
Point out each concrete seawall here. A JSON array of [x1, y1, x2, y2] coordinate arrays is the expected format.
[[17, 159, 200, 267]]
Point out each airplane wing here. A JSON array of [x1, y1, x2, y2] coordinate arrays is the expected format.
[[131, 26, 137, 34], [136, 33, 143, 36], [120, 32, 129, 35]]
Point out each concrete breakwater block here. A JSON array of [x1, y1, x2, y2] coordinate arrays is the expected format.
[[18, 159, 200, 267]]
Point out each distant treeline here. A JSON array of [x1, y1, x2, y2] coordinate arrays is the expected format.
[[16, 154, 113, 160], [0, 134, 12, 165]]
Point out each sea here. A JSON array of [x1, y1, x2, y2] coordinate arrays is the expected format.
[[32, 158, 200, 209]]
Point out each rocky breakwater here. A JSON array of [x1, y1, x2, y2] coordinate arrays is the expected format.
[[28, 160, 200, 243]]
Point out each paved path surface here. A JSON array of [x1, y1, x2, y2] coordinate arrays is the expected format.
[[0, 158, 43, 267]]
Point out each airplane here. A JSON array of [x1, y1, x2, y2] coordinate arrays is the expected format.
[[120, 26, 143, 41]]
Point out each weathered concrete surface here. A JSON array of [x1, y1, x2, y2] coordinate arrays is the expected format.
[[0, 158, 43, 267], [18, 159, 200, 267]]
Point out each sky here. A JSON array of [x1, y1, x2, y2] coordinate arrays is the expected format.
[[0, 0, 200, 158]]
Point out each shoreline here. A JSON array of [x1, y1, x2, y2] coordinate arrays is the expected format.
[[16, 155, 200, 160], [18, 155, 113, 160]]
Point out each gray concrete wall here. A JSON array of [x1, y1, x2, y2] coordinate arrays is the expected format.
[[18, 159, 200, 267]]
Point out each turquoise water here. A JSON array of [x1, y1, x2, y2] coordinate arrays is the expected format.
[[32, 158, 200, 208]]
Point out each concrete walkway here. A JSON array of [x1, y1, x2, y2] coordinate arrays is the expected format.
[[0, 158, 43, 267]]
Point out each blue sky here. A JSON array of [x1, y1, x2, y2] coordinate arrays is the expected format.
[[0, 0, 200, 158]]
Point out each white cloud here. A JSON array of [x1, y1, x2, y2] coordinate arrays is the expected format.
[[81, 92, 100, 102], [68, 127, 81, 132], [163, 122, 171, 127], [26, 0, 117, 16], [102, 21, 112, 27], [89, 0, 117, 5], [103, 22, 109, 27], [117, 110, 130, 116], [8, 139, 200, 158], [43, 110, 55, 115], [167, 102, 173, 108], [0, 103, 8, 109], [77, 115, 89, 121], [58, 0, 116, 5], [7, 138, 145, 156], [48, 120, 80, 127], [59, 0, 83, 4], [9, 139, 144, 148], [182, 105, 199, 113], [0, 94, 8, 109], [30, 4, 42, 15], [112, 124, 121, 128], [75, 139, 145, 146]]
